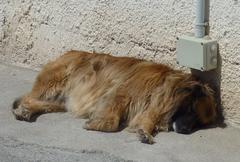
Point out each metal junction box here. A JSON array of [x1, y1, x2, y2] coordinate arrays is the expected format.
[[176, 35, 218, 71]]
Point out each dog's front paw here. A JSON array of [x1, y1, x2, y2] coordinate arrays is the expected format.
[[12, 105, 32, 121], [137, 129, 154, 144]]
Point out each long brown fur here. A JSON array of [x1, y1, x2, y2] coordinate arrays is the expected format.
[[12, 51, 217, 144]]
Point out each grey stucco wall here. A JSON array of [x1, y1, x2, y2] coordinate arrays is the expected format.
[[0, 0, 240, 127]]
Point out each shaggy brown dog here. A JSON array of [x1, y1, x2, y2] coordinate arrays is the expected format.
[[12, 51, 217, 144]]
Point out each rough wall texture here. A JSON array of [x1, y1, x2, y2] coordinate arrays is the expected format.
[[0, 0, 239, 127]]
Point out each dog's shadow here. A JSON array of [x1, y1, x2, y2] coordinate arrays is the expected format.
[[189, 122, 227, 135], [27, 113, 43, 122]]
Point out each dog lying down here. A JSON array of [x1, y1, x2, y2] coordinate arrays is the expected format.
[[12, 51, 217, 144]]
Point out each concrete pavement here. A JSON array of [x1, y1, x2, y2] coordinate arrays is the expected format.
[[0, 62, 240, 162]]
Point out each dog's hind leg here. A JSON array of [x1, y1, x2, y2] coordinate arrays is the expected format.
[[12, 95, 66, 121], [12, 55, 70, 121], [83, 90, 128, 132], [83, 106, 121, 132]]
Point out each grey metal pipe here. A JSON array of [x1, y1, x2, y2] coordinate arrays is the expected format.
[[195, 0, 210, 38]]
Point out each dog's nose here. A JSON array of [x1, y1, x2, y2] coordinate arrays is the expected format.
[[176, 126, 192, 134], [172, 122, 192, 134]]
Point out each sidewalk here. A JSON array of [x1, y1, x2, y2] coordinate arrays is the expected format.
[[0, 62, 239, 162]]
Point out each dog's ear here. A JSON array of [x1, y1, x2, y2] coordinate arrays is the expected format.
[[175, 83, 206, 98], [175, 86, 192, 95], [192, 84, 206, 98]]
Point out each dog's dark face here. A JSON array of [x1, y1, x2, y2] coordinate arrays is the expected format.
[[171, 83, 216, 134]]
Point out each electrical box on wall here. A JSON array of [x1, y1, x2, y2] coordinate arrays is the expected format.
[[176, 35, 218, 71]]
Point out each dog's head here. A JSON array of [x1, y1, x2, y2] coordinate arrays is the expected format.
[[170, 82, 217, 134]]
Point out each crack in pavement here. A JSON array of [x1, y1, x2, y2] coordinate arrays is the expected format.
[[0, 136, 135, 162]]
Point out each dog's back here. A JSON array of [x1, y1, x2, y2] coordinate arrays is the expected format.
[[61, 51, 172, 119]]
